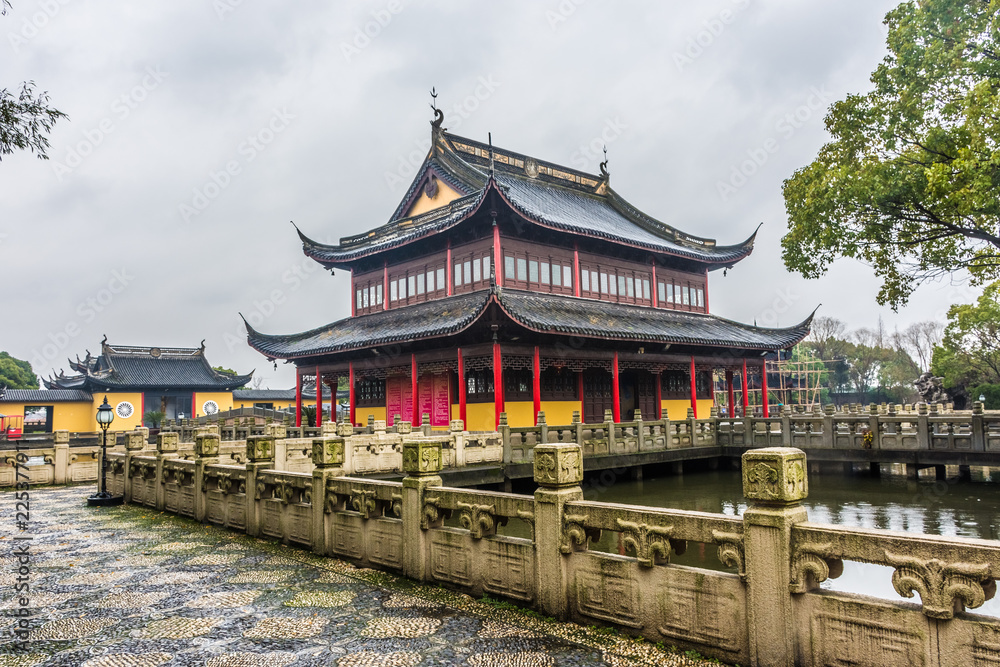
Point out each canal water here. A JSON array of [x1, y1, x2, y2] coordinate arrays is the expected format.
[[498, 465, 1000, 617]]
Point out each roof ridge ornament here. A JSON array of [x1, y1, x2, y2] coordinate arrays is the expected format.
[[595, 145, 610, 195], [430, 87, 444, 130]]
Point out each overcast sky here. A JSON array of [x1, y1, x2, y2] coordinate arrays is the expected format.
[[2, 0, 972, 390]]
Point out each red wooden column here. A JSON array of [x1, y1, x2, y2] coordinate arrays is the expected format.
[[533, 346, 541, 424], [315, 366, 322, 427], [411, 354, 419, 425], [651, 261, 658, 307], [577, 371, 585, 422], [741, 359, 749, 416], [457, 348, 467, 426], [611, 352, 621, 423], [689, 356, 698, 419], [761, 358, 770, 418], [704, 268, 709, 313], [295, 369, 302, 427], [493, 225, 503, 286], [383, 263, 389, 311], [348, 363, 356, 426], [493, 342, 505, 428], [446, 241, 453, 296], [726, 369, 735, 419], [573, 244, 581, 297], [655, 371, 663, 419]]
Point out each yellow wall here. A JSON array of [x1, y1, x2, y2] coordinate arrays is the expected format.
[[661, 398, 714, 420], [97, 392, 145, 431], [357, 407, 386, 427], [504, 401, 535, 428], [539, 401, 581, 426], [406, 179, 462, 218], [194, 391, 234, 418], [0, 401, 98, 432], [465, 402, 496, 432]]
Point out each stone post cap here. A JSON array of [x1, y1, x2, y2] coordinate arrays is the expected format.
[[157, 431, 179, 453], [396, 420, 412, 435], [105, 432, 117, 448], [312, 437, 345, 468], [742, 447, 807, 504], [336, 422, 354, 437], [449, 419, 464, 433], [194, 433, 221, 458], [571, 410, 581, 424], [634, 408, 644, 421], [498, 412, 508, 427], [53, 430, 70, 444], [537, 411, 547, 425], [973, 401, 985, 415], [533, 443, 583, 488], [421, 413, 431, 426], [125, 431, 147, 451], [823, 404, 835, 416], [321, 421, 339, 436], [246, 435, 275, 462], [603, 409, 614, 422], [686, 407, 695, 419], [374, 419, 387, 433], [264, 423, 287, 439], [402, 439, 443, 476]]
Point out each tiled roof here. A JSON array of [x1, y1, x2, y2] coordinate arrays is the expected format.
[[496, 290, 812, 350], [246, 291, 491, 360], [295, 130, 755, 270], [44, 341, 252, 391], [0, 389, 93, 403], [232, 389, 298, 401], [246, 289, 812, 359]]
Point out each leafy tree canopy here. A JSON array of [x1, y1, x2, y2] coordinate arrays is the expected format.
[[0, 351, 38, 389], [783, 0, 1000, 307], [931, 280, 1000, 391]]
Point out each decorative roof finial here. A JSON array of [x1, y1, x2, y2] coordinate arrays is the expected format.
[[488, 132, 495, 177], [599, 144, 609, 179], [430, 87, 444, 129]]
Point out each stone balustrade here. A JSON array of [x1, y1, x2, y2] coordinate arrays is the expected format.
[[100, 438, 1000, 667]]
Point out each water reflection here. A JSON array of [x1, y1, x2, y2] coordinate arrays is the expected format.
[[488, 466, 1000, 617]]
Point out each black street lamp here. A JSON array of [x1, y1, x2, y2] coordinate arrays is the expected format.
[[87, 396, 123, 506]]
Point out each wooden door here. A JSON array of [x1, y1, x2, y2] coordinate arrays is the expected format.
[[583, 369, 613, 423]]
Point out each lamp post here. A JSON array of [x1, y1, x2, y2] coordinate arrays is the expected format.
[[88, 396, 123, 506]]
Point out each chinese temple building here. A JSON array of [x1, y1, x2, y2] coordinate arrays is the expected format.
[[246, 111, 813, 431], [3, 339, 253, 432]]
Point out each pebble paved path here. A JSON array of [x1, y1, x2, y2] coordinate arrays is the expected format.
[[0, 486, 723, 666]]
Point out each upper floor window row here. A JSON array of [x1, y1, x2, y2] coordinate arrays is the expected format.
[[503, 251, 573, 294], [389, 262, 447, 306], [355, 278, 383, 315]]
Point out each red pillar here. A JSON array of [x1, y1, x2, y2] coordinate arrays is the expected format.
[[350, 269, 356, 317], [295, 369, 302, 427], [348, 363, 356, 426], [383, 263, 389, 311], [689, 356, 698, 419], [411, 354, 419, 425], [655, 371, 662, 419], [192, 391, 197, 419], [577, 371, 585, 422], [742, 359, 749, 416], [651, 261, 658, 307], [457, 348, 467, 426], [573, 245, 581, 297], [704, 268, 709, 313], [493, 225, 502, 286], [611, 352, 621, 423], [533, 346, 541, 424], [493, 342, 504, 428], [315, 366, 322, 427], [446, 241, 453, 296], [761, 358, 770, 418], [726, 369, 735, 419]]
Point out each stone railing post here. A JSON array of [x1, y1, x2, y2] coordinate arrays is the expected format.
[[572, 410, 582, 445], [537, 411, 548, 445], [269, 423, 288, 472], [193, 432, 220, 522], [687, 407, 697, 447], [604, 409, 617, 450], [868, 403, 880, 449], [421, 413, 432, 436], [450, 420, 466, 468], [635, 409, 646, 450], [154, 432, 180, 510], [499, 413, 511, 463], [916, 402, 930, 450], [122, 430, 147, 502], [821, 404, 835, 448], [780, 404, 791, 446], [52, 430, 70, 485], [742, 447, 808, 667], [244, 435, 275, 537], [311, 436, 345, 555], [533, 442, 583, 619], [401, 438, 444, 582], [972, 401, 985, 451]]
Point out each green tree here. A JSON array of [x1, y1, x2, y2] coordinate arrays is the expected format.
[[0, 351, 38, 389], [213, 365, 248, 389], [1, 2, 67, 160], [931, 281, 1000, 396], [782, 0, 1000, 308]]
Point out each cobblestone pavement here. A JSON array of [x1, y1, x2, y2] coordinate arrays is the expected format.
[[0, 487, 722, 667]]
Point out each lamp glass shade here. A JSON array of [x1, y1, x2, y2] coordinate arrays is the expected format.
[[96, 397, 115, 426]]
